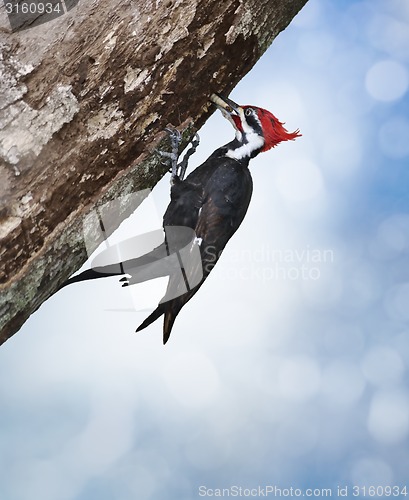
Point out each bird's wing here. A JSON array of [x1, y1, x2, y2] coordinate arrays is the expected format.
[[137, 166, 253, 343]]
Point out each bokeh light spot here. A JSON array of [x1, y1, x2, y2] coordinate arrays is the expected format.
[[367, 390, 409, 444], [365, 60, 408, 101], [379, 115, 409, 158], [367, 14, 409, 61], [371, 214, 409, 260], [384, 282, 409, 322], [350, 457, 393, 487], [361, 346, 405, 387]]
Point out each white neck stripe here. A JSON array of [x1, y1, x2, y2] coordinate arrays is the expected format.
[[226, 133, 264, 160]]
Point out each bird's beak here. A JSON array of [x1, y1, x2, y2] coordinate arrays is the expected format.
[[210, 93, 242, 115], [210, 93, 243, 131]]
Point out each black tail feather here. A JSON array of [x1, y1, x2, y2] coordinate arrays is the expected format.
[[136, 304, 166, 335], [163, 309, 178, 344], [136, 303, 181, 344]]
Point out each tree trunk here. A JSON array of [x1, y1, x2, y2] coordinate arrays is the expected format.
[[0, 0, 308, 346]]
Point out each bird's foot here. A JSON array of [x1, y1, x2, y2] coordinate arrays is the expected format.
[[156, 129, 200, 183], [156, 128, 182, 183], [177, 133, 200, 181], [119, 276, 130, 287]]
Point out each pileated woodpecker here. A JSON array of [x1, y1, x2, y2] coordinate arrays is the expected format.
[[60, 94, 301, 343]]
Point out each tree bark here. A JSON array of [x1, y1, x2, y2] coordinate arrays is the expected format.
[[0, 0, 308, 346]]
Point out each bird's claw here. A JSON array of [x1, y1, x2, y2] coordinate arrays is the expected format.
[[119, 276, 130, 287], [164, 127, 182, 144], [178, 133, 200, 181], [155, 128, 182, 180], [156, 128, 200, 183], [191, 133, 200, 148]]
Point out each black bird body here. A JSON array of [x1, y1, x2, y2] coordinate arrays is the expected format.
[[136, 149, 253, 342], [165, 144, 253, 238], [60, 94, 300, 343]]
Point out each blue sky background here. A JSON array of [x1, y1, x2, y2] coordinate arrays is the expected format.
[[1, 0, 409, 498]]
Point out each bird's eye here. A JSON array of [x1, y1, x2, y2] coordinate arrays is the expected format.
[[245, 108, 254, 117]]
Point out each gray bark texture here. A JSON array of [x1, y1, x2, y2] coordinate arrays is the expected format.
[[0, 0, 308, 346]]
